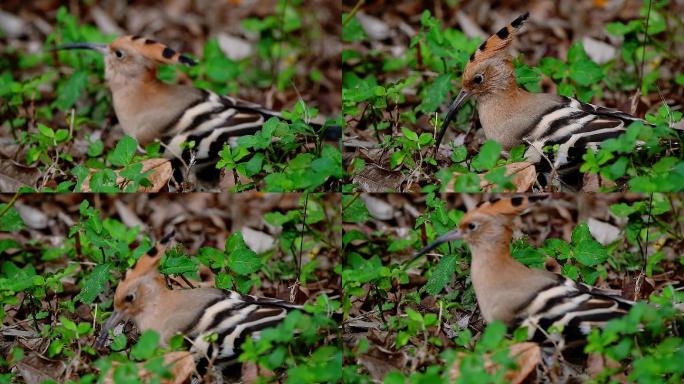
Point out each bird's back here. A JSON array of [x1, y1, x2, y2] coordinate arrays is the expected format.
[[514, 275, 633, 347], [186, 290, 302, 366]]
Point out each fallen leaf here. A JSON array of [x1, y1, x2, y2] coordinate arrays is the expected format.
[[241, 226, 275, 254], [14, 202, 49, 229], [352, 165, 405, 192], [218, 32, 254, 61], [356, 12, 391, 41], [82, 158, 172, 192], [587, 218, 620, 245], [582, 37, 617, 64], [0, 160, 40, 192], [361, 194, 394, 221], [581, 172, 616, 192]]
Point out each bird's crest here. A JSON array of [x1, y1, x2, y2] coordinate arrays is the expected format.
[[112, 35, 197, 66], [125, 229, 176, 281], [467, 12, 529, 66], [473, 194, 548, 217]]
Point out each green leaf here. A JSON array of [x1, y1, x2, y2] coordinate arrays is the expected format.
[[0, 204, 25, 232], [477, 321, 507, 351], [87, 139, 104, 157], [571, 223, 608, 266], [401, 127, 419, 142], [74, 263, 111, 304], [107, 135, 138, 167], [130, 330, 160, 361], [226, 233, 262, 275], [160, 256, 198, 276], [423, 254, 457, 295], [569, 59, 603, 87], [471, 140, 501, 171], [342, 195, 370, 222], [342, 14, 368, 43], [228, 248, 262, 275], [54, 70, 88, 111], [451, 146, 467, 163], [417, 74, 452, 114], [38, 124, 55, 139]]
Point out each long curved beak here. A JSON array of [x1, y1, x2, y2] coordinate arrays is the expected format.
[[52, 42, 108, 55], [435, 89, 471, 152], [95, 310, 126, 348], [412, 229, 464, 259]]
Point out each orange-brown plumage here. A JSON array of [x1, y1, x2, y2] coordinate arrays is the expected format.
[[413, 196, 634, 347], [97, 230, 301, 367], [109, 35, 196, 67], [55, 35, 283, 185], [437, 12, 648, 179]]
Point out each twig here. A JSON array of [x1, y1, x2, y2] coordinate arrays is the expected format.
[[638, 0, 653, 90], [0, 192, 21, 218], [343, 0, 365, 26]]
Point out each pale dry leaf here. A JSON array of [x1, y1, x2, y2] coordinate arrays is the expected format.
[[217, 33, 254, 61], [582, 36, 617, 64], [456, 11, 487, 39], [81, 158, 172, 193], [361, 194, 394, 221], [352, 165, 404, 192], [587, 217, 621, 245], [114, 200, 147, 230], [241, 226, 275, 254], [356, 12, 391, 41], [14, 202, 49, 229], [0, 160, 40, 192]]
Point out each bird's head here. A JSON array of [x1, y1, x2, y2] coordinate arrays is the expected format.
[[95, 230, 175, 348], [54, 35, 196, 85], [435, 12, 530, 151], [412, 194, 548, 257]]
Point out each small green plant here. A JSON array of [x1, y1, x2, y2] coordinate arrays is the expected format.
[[343, 4, 683, 193], [342, 194, 683, 382], [0, 193, 340, 382], [1, 4, 340, 192]]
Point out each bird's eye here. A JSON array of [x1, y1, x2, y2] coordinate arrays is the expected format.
[[124, 293, 135, 302], [467, 222, 478, 231], [473, 74, 484, 84], [114, 50, 124, 58]]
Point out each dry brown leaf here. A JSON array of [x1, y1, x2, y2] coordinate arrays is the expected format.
[[587, 353, 627, 382], [446, 162, 536, 193], [0, 159, 41, 192], [352, 165, 404, 192], [449, 342, 541, 384], [81, 158, 172, 193], [582, 172, 617, 192], [103, 351, 195, 384]]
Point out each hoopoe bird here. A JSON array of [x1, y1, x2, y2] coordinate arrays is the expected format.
[[412, 196, 634, 349], [55, 36, 338, 185], [437, 13, 647, 178], [96, 231, 301, 368]]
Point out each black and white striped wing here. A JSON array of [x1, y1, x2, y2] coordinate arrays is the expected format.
[[523, 97, 646, 172], [161, 90, 279, 166], [514, 276, 633, 348], [189, 291, 301, 366]]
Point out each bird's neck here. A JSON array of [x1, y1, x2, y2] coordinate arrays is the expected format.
[[476, 85, 533, 149], [132, 278, 173, 333], [108, 70, 179, 144], [468, 226, 533, 323]]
